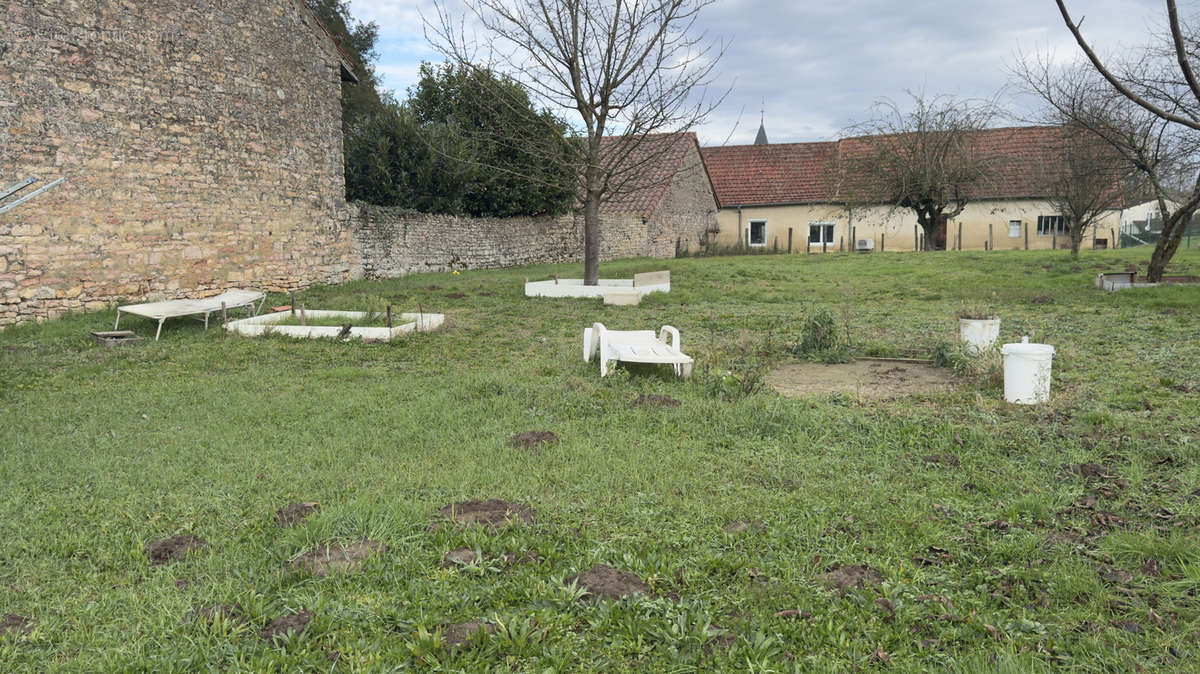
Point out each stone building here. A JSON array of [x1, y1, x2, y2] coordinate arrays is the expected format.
[[0, 0, 358, 325]]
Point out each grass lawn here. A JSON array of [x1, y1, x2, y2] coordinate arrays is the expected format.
[[1, 248, 1198, 672]]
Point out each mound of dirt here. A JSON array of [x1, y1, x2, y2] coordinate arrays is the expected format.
[[822, 565, 884, 591], [767, 360, 955, 400], [509, 431, 558, 450], [275, 502, 320, 527], [443, 548, 479, 567], [293, 540, 385, 575], [0, 614, 33, 637], [444, 620, 496, 648], [146, 534, 208, 565], [437, 500, 535, 529], [633, 394, 680, 408], [567, 564, 650, 600], [260, 612, 311, 642]]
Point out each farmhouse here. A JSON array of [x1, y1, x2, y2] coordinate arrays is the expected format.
[[0, 0, 358, 326], [700, 125, 1123, 253]]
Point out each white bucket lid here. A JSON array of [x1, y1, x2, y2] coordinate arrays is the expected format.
[[1001, 336, 1055, 357]]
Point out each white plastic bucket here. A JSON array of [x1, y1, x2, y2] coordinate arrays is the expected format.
[[1000, 337, 1055, 404], [959, 318, 1000, 354]]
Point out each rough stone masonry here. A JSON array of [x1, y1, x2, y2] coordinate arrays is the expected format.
[[0, 0, 357, 325]]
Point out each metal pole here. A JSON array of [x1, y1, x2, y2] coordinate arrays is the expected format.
[[0, 177, 35, 201], [0, 178, 66, 215]]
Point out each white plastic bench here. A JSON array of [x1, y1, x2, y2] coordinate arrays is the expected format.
[[583, 322, 694, 378]]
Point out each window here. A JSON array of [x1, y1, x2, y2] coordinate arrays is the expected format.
[[748, 220, 766, 246], [1009, 220, 1022, 238], [808, 221, 835, 245], [1037, 215, 1067, 236]]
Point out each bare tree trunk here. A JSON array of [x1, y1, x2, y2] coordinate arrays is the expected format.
[[1147, 211, 1191, 282], [1070, 227, 1084, 258], [583, 182, 602, 285]]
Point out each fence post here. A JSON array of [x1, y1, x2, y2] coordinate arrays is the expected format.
[[989, 223, 993, 251], [1112, 228, 1117, 248], [851, 226, 856, 249], [787, 227, 793, 253], [914, 225, 919, 251], [1024, 224, 1029, 250], [957, 223, 963, 250], [880, 233, 885, 252]]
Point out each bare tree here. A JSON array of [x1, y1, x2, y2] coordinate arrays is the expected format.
[[1015, 49, 1200, 278], [428, 0, 724, 284], [836, 94, 999, 251], [1040, 122, 1129, 257], [1046, 0, 1200, 281]]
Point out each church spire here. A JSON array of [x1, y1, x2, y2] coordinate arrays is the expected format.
[[754, 101, 768, 145]]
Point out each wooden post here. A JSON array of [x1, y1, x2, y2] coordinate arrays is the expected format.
[[851, 226, 856, 248], [787, 227, 793, 253], [880, 233, 885, 252], [290, 291, 295, 316], [919, 233, 924, 251], [914, 225, 919, 251], [807, 238, 811, 254], [553, 274, 558, 284], [1092, 227, 1097, 249], [989, 223, 994, 251], [1024, 224, 1029, 250], [300, 304, 306, 327], [824, 237, 829, 254], [1111, 228, 1116, 248], [1052, 230, 1057, 250], [957, 223, 963, 250], [773, 236, 778, 252], [386, 305, 393, 329], [221, 302, 227, 326]]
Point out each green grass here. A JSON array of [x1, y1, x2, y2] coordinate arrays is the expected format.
[[1, 249, 1198, 672]]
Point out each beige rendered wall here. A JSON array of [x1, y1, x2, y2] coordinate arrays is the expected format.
[[714, 200, 1122, 253]]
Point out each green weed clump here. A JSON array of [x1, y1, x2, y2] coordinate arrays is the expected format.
[[790, 308, 854, 363]]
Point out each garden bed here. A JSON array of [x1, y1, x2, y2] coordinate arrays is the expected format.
[[224, 310, 443, 342]]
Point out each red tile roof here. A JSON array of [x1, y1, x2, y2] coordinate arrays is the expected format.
[[701, 125, 1073, 208], [599, 132, 708, 218], [700, 141, 838, 207]]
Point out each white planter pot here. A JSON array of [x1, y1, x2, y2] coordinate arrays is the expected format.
[[959, 317, 1000, 354]]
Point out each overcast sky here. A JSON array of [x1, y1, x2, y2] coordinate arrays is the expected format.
[[346, 0, 1166, 146]]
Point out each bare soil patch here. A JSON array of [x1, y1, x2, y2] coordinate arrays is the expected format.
[[920, 454, 961, 467], [444, 620, 496, 648], [725, 520, 766, 534], [767, 360, 955, 400], [146, 534, 208, 565], [260, 611, 311, 642], [446, 292, 467, 299], [567, 564, 650, 600], [275, 502, 320, 527], [437, 500, 535, 529], [633, 394, 680, 408], [293, 540, 384, 575], [822, 565, 884, 591], [509, 431, 558, 450], [1, 614, 33, 637], [443, 548, 479, 567]]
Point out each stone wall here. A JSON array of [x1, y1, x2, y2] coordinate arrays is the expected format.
[[0, 0, 355, 325], [644, 142, 719, 257], [353, 207, 582, 278], [352, 207, 665, 278]]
